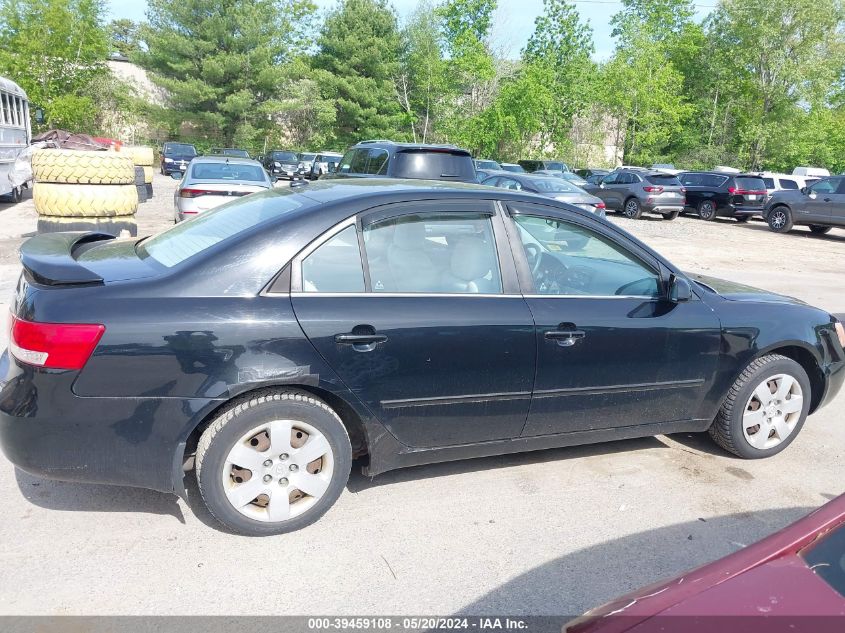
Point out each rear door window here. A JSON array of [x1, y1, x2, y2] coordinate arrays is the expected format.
[[366, 149, 389, 175], [705, 174, 729, 188]]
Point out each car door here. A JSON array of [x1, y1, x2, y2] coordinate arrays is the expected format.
[[503, 202, 722, 436], [679, 172, 704, 210], [799, 178, 839, 221], [290, 201, 536, 449], [589, 171, 621, 209]]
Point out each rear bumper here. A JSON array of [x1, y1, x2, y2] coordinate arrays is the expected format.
[[728, 205, 765, 217], [644, 204, 684, 214], [0, 352, 214, 493]]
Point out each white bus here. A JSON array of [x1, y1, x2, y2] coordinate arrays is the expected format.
[[0, 76, 31, 203]]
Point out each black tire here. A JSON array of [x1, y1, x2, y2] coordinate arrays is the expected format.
[[661, 210, 680, 220], [136, 183, 148, 204], [697, 200, 717, 221], [708, 354, 811, 459], [133, 166, 145, 186], [809, 224, 832, 235], [1, 186, 22, 203], [622, 197, 642, 219], [735, 215, 750, 223], [767, 206, 793, 233], [195, 388, 352, 536], [145, 183, 153, 199], [37, 215, 137, 236]]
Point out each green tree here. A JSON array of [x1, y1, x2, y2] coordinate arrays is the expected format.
[[0, 0, 109, 131], [523, 0, 595, 152], [140, 0, 316, 148], [397, 1, 448, 143], [108, 18, 142, 57]]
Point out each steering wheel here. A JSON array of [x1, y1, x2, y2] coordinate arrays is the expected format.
[[615, 277, 658, 296], [523, 243, 543, 276]]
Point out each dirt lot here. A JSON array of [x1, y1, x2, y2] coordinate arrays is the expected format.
[[0, 174, 843, 618]]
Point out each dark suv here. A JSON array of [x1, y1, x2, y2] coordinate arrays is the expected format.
[[518, 159, 569, 173], [765, 175, 845, 235], [261, 150, 301, 180], [678, 172, 767, 222], [333, 141, 476, 183], [582, 168, 685, 219], [160, 142, 198, 175]]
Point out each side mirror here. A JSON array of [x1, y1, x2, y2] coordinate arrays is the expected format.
[[170, 171, 183, 180], [800, 186, 808, 194], [327, 162, 337, 172], [669, 275, 692, 303]]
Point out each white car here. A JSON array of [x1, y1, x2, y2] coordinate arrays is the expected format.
[[308, 152, 343, 179], [172, 156, 273, 222]]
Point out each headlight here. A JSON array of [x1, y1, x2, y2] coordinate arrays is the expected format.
[[164, 158, 173, 163], [273, 162, 280, 167]]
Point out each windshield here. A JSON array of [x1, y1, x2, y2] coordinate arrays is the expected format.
[[802, 521, 845, 597], [271, 151, 298, 162], [189, 162, 267, 182], [165, 143, 197, 156], [530, 177, 582, 193], [476, 160, 501, 170], [139, 190, 301, 268], [300, 153, 316, 161]]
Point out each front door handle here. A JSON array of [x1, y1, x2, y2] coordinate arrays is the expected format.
[[545, 329, 586, 347], [824, 197, 832, 202], [334, 333, 388, 345]]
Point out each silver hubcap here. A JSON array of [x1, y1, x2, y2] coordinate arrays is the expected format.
[[625, 201, 637, 215], [221, 420, 334, 522], [742, 374, 803, 450], [771, 211, 786, 228], [701, 203, 713, 218]]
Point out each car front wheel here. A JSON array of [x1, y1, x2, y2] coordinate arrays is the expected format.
[[708, 354, 810, 459], [196, 389, 352, 536], [623, 198, 642, 219], [768, 206, 793, 233]]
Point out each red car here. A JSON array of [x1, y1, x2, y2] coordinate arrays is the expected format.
[[568, 494, 845, 633]]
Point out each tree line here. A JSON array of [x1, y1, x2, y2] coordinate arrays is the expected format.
[[1, 0, 844, 172]]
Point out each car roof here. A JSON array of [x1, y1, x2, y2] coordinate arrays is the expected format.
[[680, 171, 761, 178], [189, 156, 262, 166], [353, 140, 466, 152]]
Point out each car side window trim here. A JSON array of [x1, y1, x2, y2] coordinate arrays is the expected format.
[[502, 202, 666, 298]]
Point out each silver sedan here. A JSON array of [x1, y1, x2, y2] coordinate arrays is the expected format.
[[480, 172, 607, 217], [171, 156, 274, 222]]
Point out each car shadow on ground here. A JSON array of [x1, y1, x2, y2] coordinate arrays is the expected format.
[[14, 466, 186, 523], [347, 436, 667, 493], [454, 505, 820, 620], [737, 222, 845, 242]]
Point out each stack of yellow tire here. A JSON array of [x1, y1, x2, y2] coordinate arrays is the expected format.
[[32, 149, 139, 237], [121, 146, 155, 202]]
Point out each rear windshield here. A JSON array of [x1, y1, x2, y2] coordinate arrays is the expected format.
[[545, 162, 565, 172], [646, 174, 682, 186], [190, 162, 267, 182], [530, 177, 582, 193], [735, 177, 766, 191], [164, 143, 196, 156], [802, 522, 845, 597], [139, 191, 302, 268], [502, 164, 524, 172], [393, 150, 475, 182], [271, 151, 298, 162]]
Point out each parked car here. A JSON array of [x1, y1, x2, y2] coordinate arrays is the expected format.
[[160, 142, 198, 175], [480, 172, 606, 217], [475, 168, 498, 183], [333, 141, 476, 182], [765, 175, 845, 235], [583, 168, 685, 219], [575, 168, 610, 182], [0, 75, 31, 203], [677, 172, 767, 222], [298, 152, 317, 175], [758, 171, 819, 215], [568, 493, 845, 632], [4, 178, 843, 535], [562, 172, 589, 187], [308, 152, 343, 179], [793, 166, 830, 179], [650, 163, 681, 174], [500, 162, 525, 173], [518, 159, 569, 173], [209, 148, 251, 158], [170, 156, 273, 222], [475, 159, 502, 171], [260, 150, 301, 180]]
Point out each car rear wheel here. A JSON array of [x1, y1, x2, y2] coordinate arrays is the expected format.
[[195, 388, 352, 536], [623, 198, 642, 219], [661, 210, 680, 220], [768, 206, 793, 233], [697, 200, 717, 221], [708, 354, 810, 459], [809, 224, 832, 235]]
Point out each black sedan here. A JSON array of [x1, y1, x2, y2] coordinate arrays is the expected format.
[[2, 180, 844, 536]]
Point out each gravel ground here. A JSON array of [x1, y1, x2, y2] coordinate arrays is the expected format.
[[0, 174, 843, 620]]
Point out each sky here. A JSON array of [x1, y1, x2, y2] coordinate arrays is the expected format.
[[106, 0, 712, 61]]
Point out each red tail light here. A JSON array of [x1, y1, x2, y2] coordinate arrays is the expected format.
[[643, 186, 664, 193], [728, 187, 767, 195], [8, 314, 105, 370], [179, 188, 214, 198], [594, 201, 606, 209]]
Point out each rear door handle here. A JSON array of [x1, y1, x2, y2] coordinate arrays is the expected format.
[[334, 333, 388, 345], [545, 330, 586, 347]]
